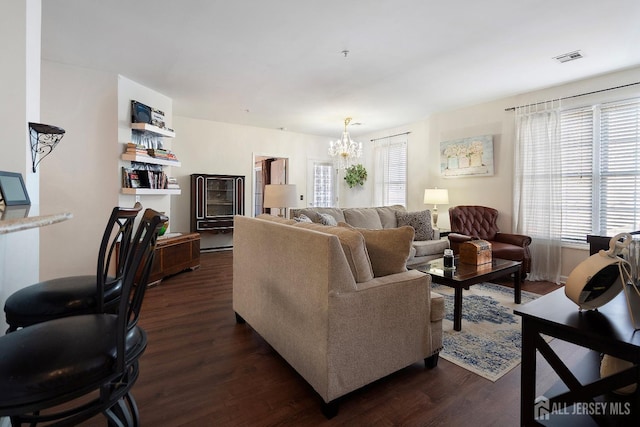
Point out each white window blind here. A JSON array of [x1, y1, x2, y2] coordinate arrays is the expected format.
[[560, 98, 640, 242], [373, 137, 407, 206], [312, 162, 335, 207], [560, 107, 594, 242], [599, 99, 640, 233]]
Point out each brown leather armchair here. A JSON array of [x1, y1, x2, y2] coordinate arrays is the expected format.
[[448, 205, 532, 278]]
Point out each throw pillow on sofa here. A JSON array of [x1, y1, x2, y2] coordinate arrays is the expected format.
[[293, 222, 374, 283], [339, 223, 414, 277], [317, 212, 338, 226], [293, 213, 313, 223], [396, 210, 433, 241]]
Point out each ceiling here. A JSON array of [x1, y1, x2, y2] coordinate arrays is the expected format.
[[41, 0, 640, 138]]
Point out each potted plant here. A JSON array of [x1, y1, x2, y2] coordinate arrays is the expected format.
[[344, 164, 368, 188]]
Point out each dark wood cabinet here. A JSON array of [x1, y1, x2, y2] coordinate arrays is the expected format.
[[117, 232, 200, 286], [148, 232, 200, 285], [191, 174, 244, 233]]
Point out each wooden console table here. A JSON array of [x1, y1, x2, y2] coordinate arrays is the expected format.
[[515, 289, 640, 426], [118, 232, 200, 286], [147, 232, 200, 285]]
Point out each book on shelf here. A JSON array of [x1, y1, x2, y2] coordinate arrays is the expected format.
[[122, 167, 172, 189], [147, 148, 178, 161], [166, 176, 180, 189], [123, 143, 180, 163], [122, 167, 141, 188], [124, 142, 149, 155]]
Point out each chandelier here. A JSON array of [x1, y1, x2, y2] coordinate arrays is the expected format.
[[328, 117, 362, 169]]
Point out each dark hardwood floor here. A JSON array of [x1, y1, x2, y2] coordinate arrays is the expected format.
[[77, 251, 577, 426]]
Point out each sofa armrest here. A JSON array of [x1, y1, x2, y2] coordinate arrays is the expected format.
[[448, 232, 474, 243], [352, 269, 427, 292], [326, 270, 438, 400], [494, 232, 532, 247]]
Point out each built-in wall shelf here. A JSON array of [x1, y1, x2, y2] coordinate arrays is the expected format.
[[130, 123, 175, 138], [121, 153, 182, 167], [121, 188, 181, 196], [121, 113, 180, 195]]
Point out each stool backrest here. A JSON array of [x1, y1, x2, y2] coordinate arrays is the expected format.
[[115, 208, 167, 372], [96, 202, 142, 312]]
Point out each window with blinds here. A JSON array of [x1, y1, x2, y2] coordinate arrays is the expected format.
[[373, 137, 407, 206], [560, 107, 594, 242], [312, 162, 335, 207], [560, 98, 640, 242]]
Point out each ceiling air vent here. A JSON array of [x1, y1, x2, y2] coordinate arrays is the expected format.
[[553, 50, 584, 63]]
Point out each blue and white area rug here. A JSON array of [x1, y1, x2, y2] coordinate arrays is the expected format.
[[432, 282, 542, 382]]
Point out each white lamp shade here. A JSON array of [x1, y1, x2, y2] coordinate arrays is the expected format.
[[263, 184, 297, 208], [424, 188, 449, 205]]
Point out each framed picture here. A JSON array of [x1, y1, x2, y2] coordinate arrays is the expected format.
[[440, 135, 494, 178], [0, 171, 31, 206]]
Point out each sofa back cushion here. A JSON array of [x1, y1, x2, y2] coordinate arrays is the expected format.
[[293, 222, 374, 283], [343, 208, 383, 229], [375, 205, 406, 229], [340, 223, 415, 277]]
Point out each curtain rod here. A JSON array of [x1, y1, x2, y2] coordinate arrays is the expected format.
[[369, 131, 411, 142], [504, 81, 640, 112]]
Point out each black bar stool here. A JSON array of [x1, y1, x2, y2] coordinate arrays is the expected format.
[[0, 208, 167, 426], [4, 202, 142, 332]]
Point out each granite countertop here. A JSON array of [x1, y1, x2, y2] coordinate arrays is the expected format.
[[0, 212, 73, 234]]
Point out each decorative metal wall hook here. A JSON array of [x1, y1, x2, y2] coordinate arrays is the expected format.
[[28, 122, 65, 172]]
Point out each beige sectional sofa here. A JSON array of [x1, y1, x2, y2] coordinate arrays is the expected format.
[[291, 205, 449, 266], [233, 215, 444, 417]]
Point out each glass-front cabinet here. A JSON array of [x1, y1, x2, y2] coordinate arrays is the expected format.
[[191, 174, 245, 233]]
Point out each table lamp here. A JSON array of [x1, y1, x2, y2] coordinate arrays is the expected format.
[[263, 184, 297, 218], [424, 188, 449, 227]]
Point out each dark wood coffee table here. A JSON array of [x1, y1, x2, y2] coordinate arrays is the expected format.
[[413, 257, 522, 331]]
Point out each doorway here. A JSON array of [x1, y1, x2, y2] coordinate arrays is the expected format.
[[253, 155, 290, 217]]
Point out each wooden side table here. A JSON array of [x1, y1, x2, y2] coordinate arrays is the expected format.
[[147, 232, 200, 285], [515, 289, 640, 425]]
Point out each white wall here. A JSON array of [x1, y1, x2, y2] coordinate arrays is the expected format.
[[37, 55, 640, 281], [39, 61, 118, 280], [0, 0, 42, 338], [170, 116, 331, 249], [360, 66, 640, 279]]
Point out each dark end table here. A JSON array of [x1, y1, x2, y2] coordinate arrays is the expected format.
[[515, 288, 640, 425]]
